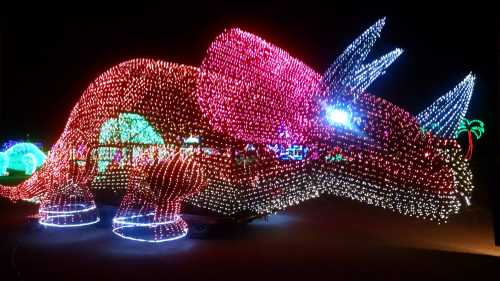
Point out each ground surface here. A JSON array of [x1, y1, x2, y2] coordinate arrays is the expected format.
[[0, 188, 499, 281]]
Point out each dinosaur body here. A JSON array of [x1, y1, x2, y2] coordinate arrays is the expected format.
[[0, 21, 474, 223]]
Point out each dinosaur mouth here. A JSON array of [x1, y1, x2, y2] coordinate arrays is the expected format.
[[318, 173, 461, 221], [308, 144, 473, 222], [436, 147, 474, 205]]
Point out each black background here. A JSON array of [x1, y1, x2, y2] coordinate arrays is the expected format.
[[1, 4, 498, 243]]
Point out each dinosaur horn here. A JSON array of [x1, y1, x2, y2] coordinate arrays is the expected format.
[[322, 17, 401, 98], [346, 48, 403, 94], [416, 73, 476, 139]]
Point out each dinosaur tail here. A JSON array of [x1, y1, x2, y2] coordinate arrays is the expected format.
[[0, 139, 67, 202], [0, 170, 46, 201], [0, 184, 21, 200]]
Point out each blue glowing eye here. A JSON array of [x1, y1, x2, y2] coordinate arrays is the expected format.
[[325, 105, 352, 128], [327, 108, 349, 125]]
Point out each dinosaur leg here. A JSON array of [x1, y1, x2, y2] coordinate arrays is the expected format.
[[38, 163, 99, 228]]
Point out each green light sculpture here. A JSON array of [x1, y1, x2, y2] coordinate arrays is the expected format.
[[97, 113, 165, 172], [0, 142, 47, 175]]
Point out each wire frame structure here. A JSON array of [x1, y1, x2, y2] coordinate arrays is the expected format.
[[0, 19, 476, 240], [113, 150, 206, 242]]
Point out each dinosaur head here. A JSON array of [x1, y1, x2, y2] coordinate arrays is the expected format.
[[196, 19, 474, 220]]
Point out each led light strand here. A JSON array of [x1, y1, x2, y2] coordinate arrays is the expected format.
[[417, 73, 475, 139], [322, 18, 402, 99]]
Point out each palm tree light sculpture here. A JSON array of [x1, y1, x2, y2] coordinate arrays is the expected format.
[[456, 118, 485, 160]]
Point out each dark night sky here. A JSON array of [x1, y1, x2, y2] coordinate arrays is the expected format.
[[0, 3, 499, 241], [0, 5, 497, 147]]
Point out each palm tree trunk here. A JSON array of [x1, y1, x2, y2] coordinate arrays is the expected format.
[[465, 130, 473, 160]]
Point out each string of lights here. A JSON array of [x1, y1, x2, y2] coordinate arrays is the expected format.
[[322, 18, 402, 99], [417, 73, 475, 139]]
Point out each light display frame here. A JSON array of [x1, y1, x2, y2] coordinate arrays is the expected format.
[[0, 18, 479, 243]]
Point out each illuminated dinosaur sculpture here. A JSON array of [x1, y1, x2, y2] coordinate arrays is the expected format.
[[0, 19, 475, 241]]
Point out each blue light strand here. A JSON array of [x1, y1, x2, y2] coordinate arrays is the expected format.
[[322, 17, 402, 99], [348, 48, 403, 92], [416, 73, 475, 139]]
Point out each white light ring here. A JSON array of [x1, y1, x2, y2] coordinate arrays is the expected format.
[[112, 225, 188, 243], [113, 214, 182, 227], [42, 213, 74, 219], [112, 212, 155, 220], [40, 204, 97, 214], [39, 217, 100, 228]]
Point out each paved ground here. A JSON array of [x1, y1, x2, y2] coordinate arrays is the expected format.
[[0, 189, 499, 281]]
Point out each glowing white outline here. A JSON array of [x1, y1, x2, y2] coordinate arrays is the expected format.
[[112, 213, 188, 242], [113, 213, 181, 227], [38, 203, 99, 228], [112, 225, 188, 243], [40, 204, 97, 214], [39, 217, 100, 228]]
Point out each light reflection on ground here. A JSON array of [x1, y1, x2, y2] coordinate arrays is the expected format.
[[2, 195, 500, 280], [248, 212, 299, 227]]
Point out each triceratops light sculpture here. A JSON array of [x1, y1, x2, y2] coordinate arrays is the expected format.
[[0, 18, 475, 242]]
